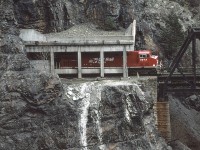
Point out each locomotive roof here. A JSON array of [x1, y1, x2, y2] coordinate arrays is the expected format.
[[135, 50, 152, 54]]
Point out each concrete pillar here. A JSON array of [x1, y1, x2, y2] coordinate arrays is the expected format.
[[78, 47, 82, 78], [132, 20, 136, 48], [123, 46, 127, 78], [50, 47, 55, 74], [100, 49, 104, 77]]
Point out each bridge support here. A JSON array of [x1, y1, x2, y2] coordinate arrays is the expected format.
[[78, 47, 82, 78], [100, 49, 104, 78], [123, 46, 128, 78], [50, 48, 55, 74], [155, 100, 171, 141]]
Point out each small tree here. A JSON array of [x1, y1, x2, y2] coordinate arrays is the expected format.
[[159, 11, 185, 59]]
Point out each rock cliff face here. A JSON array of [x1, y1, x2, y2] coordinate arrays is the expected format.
[[13, 0, 81, 33], [62, 79, 169, 150], [0, 1, 63, 149], [13, 0, 135, 32], [0, 57, 169, 149], [13, 0, 200, 50], [9, 78, 167, 150], [1, 0, 200, 149], [0, 1, 169, 149], [169, 94, 200, 150]]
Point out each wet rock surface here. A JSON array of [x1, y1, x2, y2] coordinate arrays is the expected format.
[[63, 79, 169, 150], [0, 71, 170, 150]]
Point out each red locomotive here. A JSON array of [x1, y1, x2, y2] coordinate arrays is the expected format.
[[56, 50, 159, 75], [127, 50, 158, 67]]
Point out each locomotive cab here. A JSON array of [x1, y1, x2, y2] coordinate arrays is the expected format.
[[127, 50, 159, 75], [127, 50, 158, 67]]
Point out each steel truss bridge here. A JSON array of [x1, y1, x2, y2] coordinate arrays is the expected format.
[[158, 28, 200, 100]]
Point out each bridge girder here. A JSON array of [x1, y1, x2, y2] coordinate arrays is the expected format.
[[163, 28, 200, 98]]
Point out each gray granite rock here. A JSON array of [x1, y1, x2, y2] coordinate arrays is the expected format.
[[62, 80, 169, 150]]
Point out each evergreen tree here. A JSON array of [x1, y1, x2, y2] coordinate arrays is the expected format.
[[159, 11, 185, 59]]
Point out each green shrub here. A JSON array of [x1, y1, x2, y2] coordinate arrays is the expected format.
[[104, 16, 118, 30], [159, 11, 185, 59]]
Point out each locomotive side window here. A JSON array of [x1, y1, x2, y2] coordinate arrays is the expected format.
[[139, 54, 147, 58]]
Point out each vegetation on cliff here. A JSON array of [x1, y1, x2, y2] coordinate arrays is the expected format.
[[159, 11, 185, 59]]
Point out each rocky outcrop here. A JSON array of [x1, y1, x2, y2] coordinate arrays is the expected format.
[[183, 95, 200, 111], [85, 0, 134, 30], [0, 62, 170, 150], [62, 79, 169, 149], [13, 0, 135, 32], [0, 71, 63, 150], [1, 0, 200, 149], [132, 0, 200, 50], [0, 1, 63, 149], [169, 140, 191, 150], [0, 0, 27, 76], [13, 0, 200, 54], [13, 0, 77, 33], [169, 94, 200, 150]]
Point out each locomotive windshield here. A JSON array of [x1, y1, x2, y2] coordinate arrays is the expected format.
[[139, 54, 147, 58]]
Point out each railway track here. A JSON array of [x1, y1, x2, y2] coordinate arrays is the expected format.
[[157, 73, 200, 98]]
